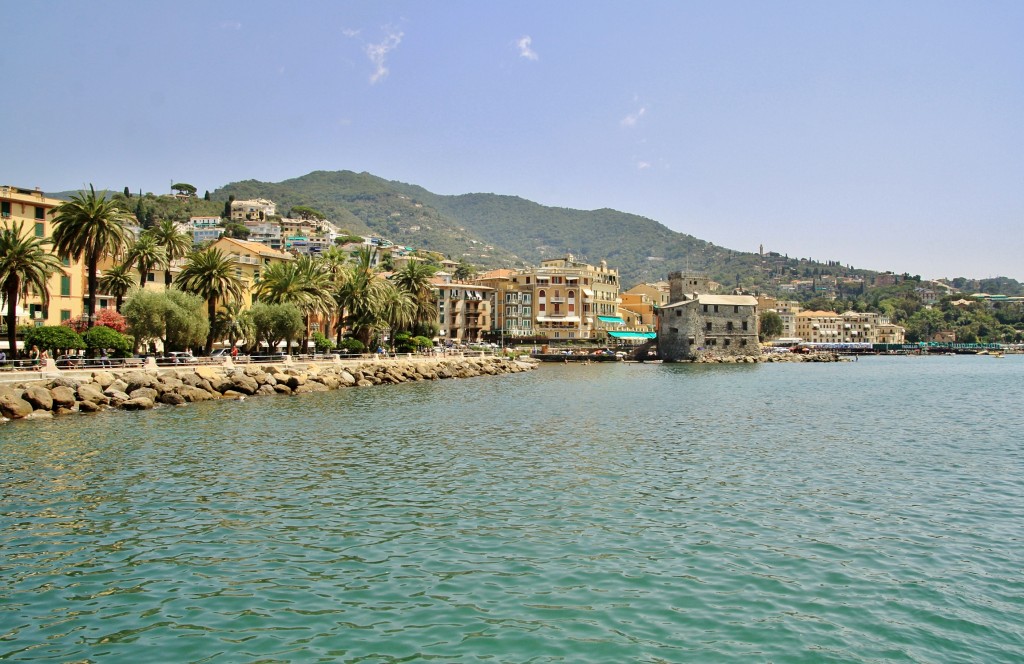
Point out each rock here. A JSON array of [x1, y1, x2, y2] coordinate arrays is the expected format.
[[158, 392, 187, 406], [225, 373, 258, 395], [77, 383, 109, 405], [120, 397, 155, 410], [129, 387, 160, 401], [49, 376, 82, 390], [108, 379, 129, 394], [256, 384, 276, 396], [273, 384, 292, 395], [0, 387, 34, 419], [78, 400, 104, 413], [294, 381, 329, 394], [221, 390, 246, 400], [124, 372, 160, 393], [25, 410, 54, 420], [24, 386, 54, 411], [91, 371, 116, 388], [178, 386, 216, 402], [104, 389, 131, 405], [338, 371, 356, 386], [50, 386, 77, 409]]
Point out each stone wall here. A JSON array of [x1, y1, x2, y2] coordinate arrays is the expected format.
[[0, 357, 536, 423]]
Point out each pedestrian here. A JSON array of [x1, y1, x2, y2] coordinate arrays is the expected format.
[[29, 345, 40, 369], [231, 345, 238, 359]]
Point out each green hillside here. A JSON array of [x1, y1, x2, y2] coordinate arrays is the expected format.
[[214, 170, 877, 288]]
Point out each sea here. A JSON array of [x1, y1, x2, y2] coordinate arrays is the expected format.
[[1, 356, 1022, 663]]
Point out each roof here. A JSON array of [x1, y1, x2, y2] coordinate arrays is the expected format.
[[696, 294, 758, 306], [215, 236, 293, 260]]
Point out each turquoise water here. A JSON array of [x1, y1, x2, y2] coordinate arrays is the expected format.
[[2, 356, 1023, 662]]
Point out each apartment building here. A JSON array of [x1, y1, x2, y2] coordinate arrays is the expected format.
[[432, 273, 492, 345], [0, 186, 87, 332], [230, 198, 276, 222], [210, 237, 293, 307]]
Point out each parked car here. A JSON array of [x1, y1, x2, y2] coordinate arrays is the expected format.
[[210, 348, 231, 358], [157, 352, 198, 365]]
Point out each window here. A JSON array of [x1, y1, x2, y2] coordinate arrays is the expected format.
[[726, 321, 733, 331], [61, 257, 70, 267], [734, 306, 739, 313], [742, 321, 748, 331], [714, 305, 719, 313], [147, 272, 156, 282], [35, 222, 45, 238], [702, 304, 708, 312], [675, 309, 681, 316], [35, 206, 45, 220], [60, 275, 71, 296], [60, 309, 72, 322], [1, 201, 10, 217], [741, 339, 748, 346], [724, 339, 731, 346], [706, 322, 713, 331], [709, 338, 717, 346], [670, 327, 679, 333]]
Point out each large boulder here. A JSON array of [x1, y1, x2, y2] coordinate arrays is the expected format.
[[124, 372, 160, 393], [23, 386, 54, 412], [50, 385, 77, 409], [225, 373, 259, 395], [120, 397, 155, 411], [91, 371, 116, 389], [77, 383, 109, 405], [129, 387, 160, 401], [0, 387, 34, 419], [294, 381, 329, 394], [158, 392, 187, 406]]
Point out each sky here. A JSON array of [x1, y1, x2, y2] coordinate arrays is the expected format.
[[4, 1, 1022, 281]]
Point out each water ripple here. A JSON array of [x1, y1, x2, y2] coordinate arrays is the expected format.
[[2, 357, 1023, 662]]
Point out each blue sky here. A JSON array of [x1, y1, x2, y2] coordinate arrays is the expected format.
[[4, 1, 1022, 281]]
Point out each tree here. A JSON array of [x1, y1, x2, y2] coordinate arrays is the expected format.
[[311, 331, 335, 353], [454, 261, 476, 281], [248, 302, 303, 354], [64, 309, 128, 334], [171, 183, 197, 197], [213, 300, 253, 351], [122, 288, 208, 353], [759, 310, 784, 341], [98, 264, 136, 312], [0, 222, 66, 355], [125, 234, 167, 287], [82, 325, 133, 357], [290, 205, 326, 221], [123, 186, 131, 199], [175, 248, 244, 354], [392, 259, 438, 335], [50, 185, 133, 328], [148, 219, 193, 287], [24, 325, 84, 355], [221, 222, 250, 240], [223, 195, 235, 220], [254, 255, 333, 352], [334, 247, 394, 347]]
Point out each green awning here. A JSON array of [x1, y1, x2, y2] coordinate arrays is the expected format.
[[598, 316, 625, 324], [607, 331, 656, 339]]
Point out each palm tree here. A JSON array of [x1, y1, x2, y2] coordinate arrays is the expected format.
[[0, 222, 65, 356], [125, 234, 167, 287], [50, 185, 132, 327], [392, 259, 438, 335], [381, 284, 415, 348], [148, 219, 193, 287], [254, 255, 333, 353], [334, 247, 393, 347], [213, 300, 253, 351], [175, 247, 244, 354], [98, 264, 136, 312]]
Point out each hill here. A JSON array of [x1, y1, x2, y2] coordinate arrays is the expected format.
[[215, 170, 881, 289]]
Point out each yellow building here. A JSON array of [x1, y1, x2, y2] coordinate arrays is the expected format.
[[210, 237, 293, 308], [432, 274, 492, 345], [0, 186, 87, 332]]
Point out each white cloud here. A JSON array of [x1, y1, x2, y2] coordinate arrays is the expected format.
[[517, 35, 539, 61], [366, 29, 404, 84], [220, 20, 242, 31], [621, 106, 647, 127], [342, 28, 361, 38], [636, 161, 652, 170]]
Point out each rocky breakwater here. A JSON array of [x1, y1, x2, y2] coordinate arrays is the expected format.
[[0, 357, 536, 423], [692, 351, 843, 364]]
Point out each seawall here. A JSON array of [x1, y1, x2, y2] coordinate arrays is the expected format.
[[0, 356, 537, 423]]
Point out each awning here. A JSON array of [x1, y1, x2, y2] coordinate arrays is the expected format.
[[536, 316, 581, 322], [607, 331, 656, 339], [598, 316, 624, 324], [582, 289, 594, 297]]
